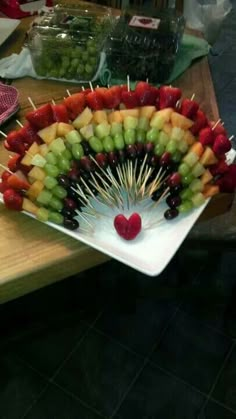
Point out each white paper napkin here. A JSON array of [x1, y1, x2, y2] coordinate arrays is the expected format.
[[0, 47, 106, 83]]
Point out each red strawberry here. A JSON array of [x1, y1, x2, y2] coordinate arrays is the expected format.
[[135, 82, 159, 106], [215, 165, 236, 193], [26, 103, 54, 130], [114, 213, 142, 240], [3, 188, 23, 211], [213, 134, 231, 156], [210, 121, 227, 137], [64, 93, 86, 120], [0, 181, 9, 193], [86, 91, 103, 110], [180, 98, 199, 118], [5, 131, 26, 155], [7, 170, 30, 191], [121, 91, 139, 109], [1, 170, 11, 182], [199, 127, 214, 146], [210, 159, 230, 176], [52, 103, 69, 123], [8, 154, 21, 172], [159, 86, 181, 109], [20, 122, 42, 145], [102, 88, 120, 109], [190, 110, 208, 135]]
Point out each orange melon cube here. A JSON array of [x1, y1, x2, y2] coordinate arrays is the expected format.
[[200, 169, 213, 185], [93, 110, 108, 124], [170, 112, 194, 130], [108, 110, 123, 124], [199, 147, 218, 166], [184, 130, 196, 146], [203, 184, 220, 198], [139, 106, 156, 119], [189, 142, 204, 157]]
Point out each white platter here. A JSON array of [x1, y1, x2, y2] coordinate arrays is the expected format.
[[0, 18, 20, 47], [0, 191, 208, 277]]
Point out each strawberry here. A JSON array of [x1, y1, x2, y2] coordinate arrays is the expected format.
[[114, 213, 142, 240], [135, 82, 159, 106], [159, 86, 182, 109], [121, 91, 139, 109], [5, 130, 26, 155], [86, 91, 103, 110], [102, 87, 120, 109], [1, 170, 11, 182], [3, 188, 23, 211], [64, 93, 86, 120], [180, 98, 199, 119], [215, 164, 236, 193], [0, 181, 9, 194], [20, 122, 42, 145], [213, 134, 231, 157], [52, 103, 69, 123], [190, 110, 208, 135], [199, 127, 214, 146], [7, 170, 30, 191], [210, 121, 227, 137], [210, 159, 230, 176], [8, 154, 21, 172], [26, 103, 54, 130]]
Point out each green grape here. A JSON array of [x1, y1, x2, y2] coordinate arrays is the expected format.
[[89, 136, 104, 153], [37, 190, 52, 206], [172, 150, 182, 163], [58, 157, 71, 172], [103, 136, 115, 152], [52, 185, 67, 199], [154, 143, 165, 156], [36, 207, 49, 222], [44, 164, 60, 178], [159, 131, 169, 146], [136, 129, 146, 143], [49, 196, 63, 211], [146, 127, 159, 143], [82, 51, 89, 62], [181, 173, 195, 186], [71, 143, 84, 160], [166, 140, 177, 154], [180, 188, 194, 200], [63, 149, 72, 160], [44, 176, 58, 190], [89, 57, 97, 66], [71, 58, 79, 68], [85, 63, 94, 76], [45, 152, 57, 165], [113, 133, 125, 150], [178, 162, 190, 176], [178, 200, 193, 213], [124, 129, 135, 145], [48, 211, 64, 225]]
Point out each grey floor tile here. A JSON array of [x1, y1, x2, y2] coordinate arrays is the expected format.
[[54, 328, 143, 417], [212, 346, 236, 411], [0, 351, 47, 419], [114, 362, 205, 419], [199, 400, 236, 419], [24, 384, 107, 419], [150, 310, 233, 394], [13, 316, 89, 378], [95, 298, 178, 357]]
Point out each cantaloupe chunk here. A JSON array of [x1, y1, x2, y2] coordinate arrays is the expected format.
[[162, 122, 172, 136], [199, 147, 218, 166], [171, 112, 194, 130], [22, 197, 39, 215], [201, 169, 213, 185], [108, 110, 123, 124], [57, 122, 74, 137], [189, 142, 204, 157], [184, 130, 196, 146], [120, 108, 140, 120], [38, 122, 58, 144], [139, 106, 156, 119], [93, 110, 108, 124], [203, 184, 220, 198], [26, 180, 44, 200], [72, 107, 93, 129]]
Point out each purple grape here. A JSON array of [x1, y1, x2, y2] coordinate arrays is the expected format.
[[57, 174, 70, 188], [118, 149, 126, 164], [81, 140, 91, 155], [166, 195, 182, 209], [126, 144, 137, 160], [164, 208, 179, 220], [63, 218, 79, 230]]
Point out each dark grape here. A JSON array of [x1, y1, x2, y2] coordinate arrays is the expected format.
[[61, 207, 77, 218], [170, 184, 182, 196], [79, 156, 95, 172], [150, 155, 159, 167], [136, 143, 144, 159], [67, 187, 79, 201], [63, 218, 80, 230], [63, 197, 78, 211], [164, 208, 179, 220], [151, 188, 165, 201], [95, 152, 108, 169], [81, 140, 92, 155], [67, 167, 81, 182], [117, 149, 126, 164], [126, 144, 137, 160], [159, 152, 171, 166], [57, 174, 70, 189], [144, 142, 154, 154], [108, 151, 118, 168], [167, 172, 181, 187], [166, 195, 182, 209]]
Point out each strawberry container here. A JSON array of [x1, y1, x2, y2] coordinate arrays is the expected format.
[[104, 8, 185, 84], [27, 4, 117, 82]]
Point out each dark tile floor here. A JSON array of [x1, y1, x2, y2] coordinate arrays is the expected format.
[[1, 2, 236, 418]]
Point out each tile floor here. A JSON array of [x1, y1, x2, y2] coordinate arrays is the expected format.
[[1, 1, 236, 418]]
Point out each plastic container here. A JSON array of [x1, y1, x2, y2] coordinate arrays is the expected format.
[[27, 4, 117, 82], [104, 8, 185, 84]]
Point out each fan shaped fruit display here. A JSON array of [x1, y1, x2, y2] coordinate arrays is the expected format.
[[0, 82, 235, 241]]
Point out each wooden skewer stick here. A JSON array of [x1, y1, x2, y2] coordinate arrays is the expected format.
[[51, 99, 56, 105], [81, 86, 85, 91], [89, 81, 94, 92], [127, 75, 130, 92], [28, 97, 37, 110], [0, 130, 7, 138], [0, 163, 13, 174], [66, 89, 71, 97], [191, 93, 195, 101], [16, 119, 23, 128], [212, 119, 221, 130], [229, 135, 234, 141]]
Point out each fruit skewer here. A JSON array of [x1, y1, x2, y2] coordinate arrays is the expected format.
[[0, 81, 236, 241]]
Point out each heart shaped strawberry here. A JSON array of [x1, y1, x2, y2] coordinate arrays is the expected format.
[[114, 213, 142, 240]]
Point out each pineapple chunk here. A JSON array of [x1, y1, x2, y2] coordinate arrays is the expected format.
[[22, 198, 39, 215], [184, 130, 196, 146], [171, 112, 194, 130], [73, 107, 93, 129], [38, 122, 58, 144], [28, 166, 46, 181], [39, 143, 49, 157], [120, 108, 140, 120], [26, 180, 44, 200], [21, 142, 40, 166], [80, 124, 94, 140], [200, 147, 218, 166], [93, 110, 108, 124], [139, 106, 156, 119], [57, 122, 74, 137]]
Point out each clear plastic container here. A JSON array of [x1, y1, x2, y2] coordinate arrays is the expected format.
[[104, 8, 185, 84], [27, 3, 117, 82]]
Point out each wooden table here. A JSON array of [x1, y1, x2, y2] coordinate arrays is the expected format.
[[0, 12, 228, 304]]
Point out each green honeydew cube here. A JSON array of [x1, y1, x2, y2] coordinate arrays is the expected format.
[[31, 153, 46, 168], [37, 190, 53, 206], [183, 151, 199, 167], [191, 192, 206, 207], [110, 122, 123, 136], [95, 122, 111, 139], [170, 127, 185, 142], [137, 117, 149, 131], [146, 127, 159, 143], [189, 179, 204, 193], [159, 131, 169, 146], [65, 130, 82, 145], [191, 162, 205, 177], [36, 207, 49, 222], [123, 116, 138, 130], [49, 138, 66, 155]]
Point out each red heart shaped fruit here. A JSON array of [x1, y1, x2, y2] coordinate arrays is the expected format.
[[114, 213, 142, 240]]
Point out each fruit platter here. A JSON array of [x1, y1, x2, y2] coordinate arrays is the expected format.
[[0, 82, 235, 276]]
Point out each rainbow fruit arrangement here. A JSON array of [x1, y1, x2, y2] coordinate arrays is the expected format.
[[0, 82, 236, 237]]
